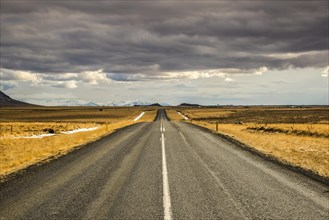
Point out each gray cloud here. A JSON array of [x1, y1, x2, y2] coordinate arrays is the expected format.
[[0, 81, 17, 91], [0, 68, 110, 90], [1, 0, 328, 81], [51, 81, 78, 89]]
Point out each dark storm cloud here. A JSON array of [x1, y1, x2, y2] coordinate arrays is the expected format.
[[1, 0, 328, 81]]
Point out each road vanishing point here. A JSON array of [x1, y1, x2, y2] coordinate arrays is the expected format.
[[0, 109, 328, 219]]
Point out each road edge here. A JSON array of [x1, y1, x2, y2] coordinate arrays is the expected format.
[[185, 122, 329, 186]]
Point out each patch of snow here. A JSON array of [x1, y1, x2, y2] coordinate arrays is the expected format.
[[14, 133, 56, 139], [13, 127, 99, 139], [61, 127, 99, 134]]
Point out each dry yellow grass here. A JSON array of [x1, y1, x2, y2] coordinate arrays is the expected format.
[[172, 106, 329, 124], [249, 123, 328, 135], [182, 108, 234, 119], [0, 108, 157, 179], [246, 123, 329, 138], [189, 120, 329, 178], [166, 109, 185, 121], [0, 106, 154, 123], [141, 110, 158, 122]]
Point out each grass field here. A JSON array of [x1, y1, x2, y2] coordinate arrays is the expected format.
[[166, 109, 186, 121], [166, 107, 329, 178], [0, 106, 157, 179], [0, 106, 154, 122], [179, 106, 329, 124]]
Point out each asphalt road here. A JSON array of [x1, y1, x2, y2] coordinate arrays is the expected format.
[[1, 109, 328, 219]]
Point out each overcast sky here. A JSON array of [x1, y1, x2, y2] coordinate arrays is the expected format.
[[1, 0, 328, 106]]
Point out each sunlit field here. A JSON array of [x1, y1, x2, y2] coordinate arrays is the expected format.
[[0, 106, 158, 179], [166, 107, 329, 178]]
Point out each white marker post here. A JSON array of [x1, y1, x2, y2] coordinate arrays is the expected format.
[[177, 112, 188, 120], [133, 111, 145, 122]]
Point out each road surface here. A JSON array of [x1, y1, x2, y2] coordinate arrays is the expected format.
[[1, 109, 328, 219]]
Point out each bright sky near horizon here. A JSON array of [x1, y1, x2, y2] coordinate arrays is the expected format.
[[0, 0, 328, 106]]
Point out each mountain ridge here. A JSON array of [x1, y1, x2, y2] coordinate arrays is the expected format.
[[0, 91, 36, 106]]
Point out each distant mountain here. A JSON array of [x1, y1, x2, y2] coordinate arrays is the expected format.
[[0, 91, 35, 106], [178, 103, 201, 107], [108, 100, 171, 107], [83, 102, 99, 106], [148, 103, 162, 106], [134, 103, 162, 107], [130, 101, 152, 106], [107, 100, 152, 106]]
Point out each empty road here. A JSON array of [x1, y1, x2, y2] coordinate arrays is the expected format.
[[1, 109, 328, 219]]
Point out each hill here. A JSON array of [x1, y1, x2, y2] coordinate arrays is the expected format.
[[148, 103, 162, 106], [0, 91, 35, 106], [178, 103, 201, 107]]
